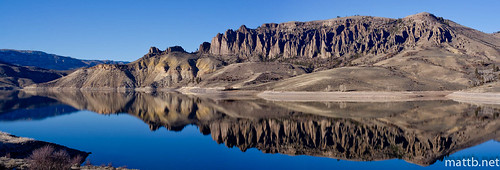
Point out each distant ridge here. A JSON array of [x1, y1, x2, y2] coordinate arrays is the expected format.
[[0, 61, 67, 90], [0, 49, 128, 70]]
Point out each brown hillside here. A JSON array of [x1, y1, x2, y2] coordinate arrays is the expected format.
[[33, 12, 500, 91]]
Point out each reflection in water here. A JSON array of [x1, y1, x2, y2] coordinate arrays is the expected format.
[[2, 90, 500, 166], [0, 91, 78, 121]]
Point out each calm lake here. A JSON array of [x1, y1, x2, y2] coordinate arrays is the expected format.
[[0, 91, 499, 169]]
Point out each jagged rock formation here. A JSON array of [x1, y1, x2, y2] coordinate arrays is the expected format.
[[22, 91, 500, 166], [27, 12, 500, 90], [203, 12, 499, 65], [0, 49, 127, 70], [0, 62, 67, 90], [33, 46, 309, 89], [33, 47, 223, 89]]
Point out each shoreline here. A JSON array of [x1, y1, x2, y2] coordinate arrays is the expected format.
[[0, 131, 90, 169], [256, 91, 453, 102], [0, 131, 133, 170], [18, 87, 500, 104], [446, 91, 500, 105]]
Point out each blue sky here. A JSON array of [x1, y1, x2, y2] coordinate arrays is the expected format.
[[0, 0, 498, 62]]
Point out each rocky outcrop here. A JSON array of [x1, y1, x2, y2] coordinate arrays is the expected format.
[[0, 132, 89, 169], [33, 47, 223, 89], [33, 46, 310, 89], [202, 12, 499, 66], [29, 13, 500, 90]]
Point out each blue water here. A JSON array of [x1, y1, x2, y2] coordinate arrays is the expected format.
[[0, 110, 499, 170]]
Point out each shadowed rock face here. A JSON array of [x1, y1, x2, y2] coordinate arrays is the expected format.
[[19, 91, 500, 166]]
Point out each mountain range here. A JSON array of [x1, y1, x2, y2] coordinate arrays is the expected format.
[[0, 50, 128, 89], [0, 49, 127, 70], [8, 12, 500, 92], [0, 61, 67, 90]]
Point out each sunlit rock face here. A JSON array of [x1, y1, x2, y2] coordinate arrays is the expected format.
[[203, 12, 499, 65], [31, 13, 500, 90], [34, 46, 222, 89]]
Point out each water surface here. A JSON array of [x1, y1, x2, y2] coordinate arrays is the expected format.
[[0, 91, 499, 169]]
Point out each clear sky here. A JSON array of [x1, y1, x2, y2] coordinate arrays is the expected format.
[[1, 0, 498, 62]]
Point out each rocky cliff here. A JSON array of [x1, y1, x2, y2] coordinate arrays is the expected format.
[[202, 12, 499, 68], [30, 12, 500, 90], [33, 46, 223, 89], [33, 46, 310, 89]]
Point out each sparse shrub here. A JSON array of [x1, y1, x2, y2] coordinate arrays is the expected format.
[[339, 84, 347, 92], [29, 145, 83, 170], [436, 16, 450, 26], [325, 85, 332, 91]]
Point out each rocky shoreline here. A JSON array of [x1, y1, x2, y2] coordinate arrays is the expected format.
[[0, 131, 133, 170]]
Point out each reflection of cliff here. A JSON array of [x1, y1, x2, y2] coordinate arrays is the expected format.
[[28, 91, 500, 166], [0, 91, 78, 121]]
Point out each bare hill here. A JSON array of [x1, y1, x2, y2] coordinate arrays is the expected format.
[[247, 66, 466, 91], [493, 32, 500, 38], [34, 47, 222, 89], [32, 12, 500, 91], [0, 62, 67, 90]]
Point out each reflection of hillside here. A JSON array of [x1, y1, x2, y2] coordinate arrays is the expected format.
[[0, 91, 78, 121], [29, 91, 500, 166]]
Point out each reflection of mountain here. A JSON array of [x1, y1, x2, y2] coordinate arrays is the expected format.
[[21, 91, 500, 166], [0, 91, 78, 121]]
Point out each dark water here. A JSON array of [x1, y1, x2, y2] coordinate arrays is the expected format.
[[0, 91, 499, 169]]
